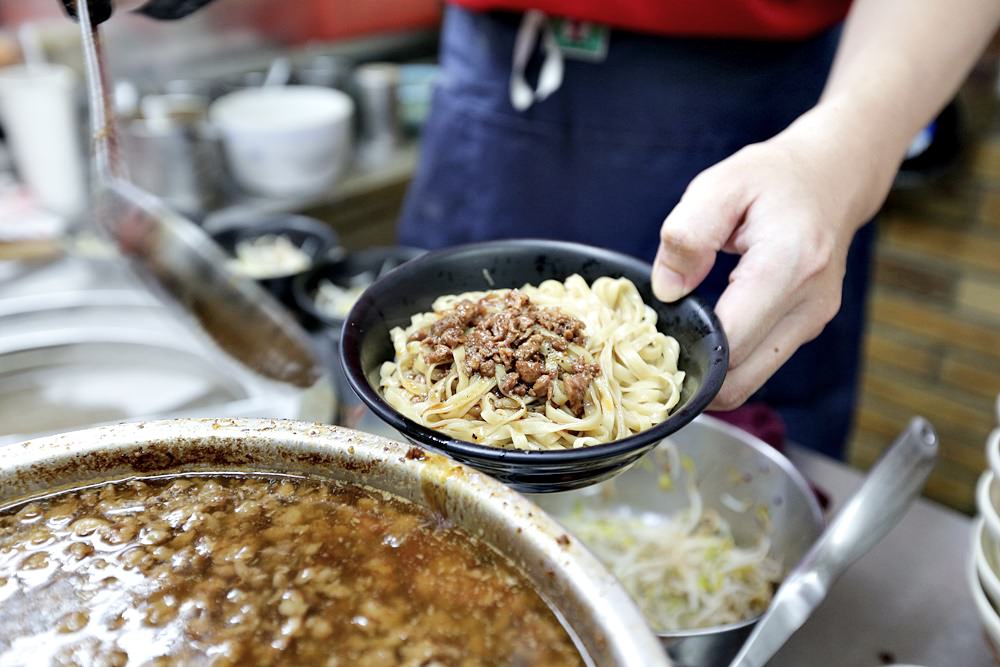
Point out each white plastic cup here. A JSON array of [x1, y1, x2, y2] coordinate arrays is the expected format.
[[0, 64, 87, 218]]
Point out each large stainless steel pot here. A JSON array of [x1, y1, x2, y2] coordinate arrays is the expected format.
[[0, 419, 670, 667]]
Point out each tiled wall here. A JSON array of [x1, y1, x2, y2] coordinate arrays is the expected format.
[[847, 52, 1000, 513]]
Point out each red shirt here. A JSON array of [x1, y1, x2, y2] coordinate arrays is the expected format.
[[449, 0, 851, 39]]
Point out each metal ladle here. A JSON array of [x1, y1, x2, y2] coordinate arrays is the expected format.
[[74, 0, 322, 388], [730, 417, 939, 667]]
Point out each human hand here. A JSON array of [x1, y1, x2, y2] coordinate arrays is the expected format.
[[60, 0, 114, 24], [652, 108, 895, 410], [60, 0, 214, 23]]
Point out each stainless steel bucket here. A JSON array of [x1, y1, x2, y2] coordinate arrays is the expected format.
[[119, 95, 223, 218], [534, 415, 825, 667]]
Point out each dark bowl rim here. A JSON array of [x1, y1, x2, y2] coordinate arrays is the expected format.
[[340, 239, 728, 465]]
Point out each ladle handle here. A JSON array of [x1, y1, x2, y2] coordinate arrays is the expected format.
[[729, 417, 938, 667], [76, 0, 124, 181]]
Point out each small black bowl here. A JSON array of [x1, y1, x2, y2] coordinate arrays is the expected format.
[[340, 239, 728, 492], [292, 246, 426, 332], [209, 214, 341, 306]]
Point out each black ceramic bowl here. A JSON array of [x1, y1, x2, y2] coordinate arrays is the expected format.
[[292, 246, 426, 333], [340, 239, 728, 492], [209, 214, 341, 306]]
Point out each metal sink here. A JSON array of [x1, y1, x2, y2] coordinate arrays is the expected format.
[[0, 256, 333, 444]]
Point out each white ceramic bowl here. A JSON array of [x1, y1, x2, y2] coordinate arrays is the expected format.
[[986, 427, 1000, 484], [974, 518, 1000, 609], [968, 522, 1000, 654], [977, 471, 1000, 544], [210, 86, 354, 198]]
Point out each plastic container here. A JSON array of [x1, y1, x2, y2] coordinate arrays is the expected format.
[[0, 64, 86, 218]]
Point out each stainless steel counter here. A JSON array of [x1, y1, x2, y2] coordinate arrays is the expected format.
[[772, 446, 990, 667]]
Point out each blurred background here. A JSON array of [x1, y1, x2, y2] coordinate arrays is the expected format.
[[0, 0, 997, 512]]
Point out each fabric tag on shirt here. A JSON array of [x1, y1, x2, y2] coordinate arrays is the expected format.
[[551, 19, 609, 62]]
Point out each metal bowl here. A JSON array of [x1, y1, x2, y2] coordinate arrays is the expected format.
[[532, 415, 824, 667], [0, 418, 670, 667], [340, 239, 728, 492]]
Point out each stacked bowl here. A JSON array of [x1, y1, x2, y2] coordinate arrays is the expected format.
[[969, 397, 1000, 656]]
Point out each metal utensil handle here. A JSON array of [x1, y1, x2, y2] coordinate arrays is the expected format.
[[76, 0, 125, 181], [730, 416, 938, 667]]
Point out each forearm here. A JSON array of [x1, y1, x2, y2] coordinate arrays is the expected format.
[[653, 2, 999, 408], [790, 0, 1000, 223]]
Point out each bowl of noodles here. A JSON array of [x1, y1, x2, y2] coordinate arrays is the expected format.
[[340, 239, 728, 492], [533, 414, 824, 666]]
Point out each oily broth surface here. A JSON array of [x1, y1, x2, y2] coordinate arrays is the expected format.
[[0, 474, 583, 667]]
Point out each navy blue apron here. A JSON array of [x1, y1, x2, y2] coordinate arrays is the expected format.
[[399, 6, 875, 458]]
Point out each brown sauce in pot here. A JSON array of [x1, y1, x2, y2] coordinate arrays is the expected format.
[[0, 474, 584, 666]]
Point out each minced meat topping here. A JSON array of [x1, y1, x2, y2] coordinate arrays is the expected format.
[[411, 291, 600, 416]]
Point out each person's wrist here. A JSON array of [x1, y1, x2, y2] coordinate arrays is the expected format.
[[779, 100, 905, 230]]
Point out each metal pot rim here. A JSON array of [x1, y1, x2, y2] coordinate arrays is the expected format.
[[0, 418, 671, 667]]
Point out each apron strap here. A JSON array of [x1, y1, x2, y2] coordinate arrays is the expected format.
[[509, 10, 565, 111]]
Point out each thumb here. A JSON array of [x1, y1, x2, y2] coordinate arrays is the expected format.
[[652, 172, 748, 302]]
